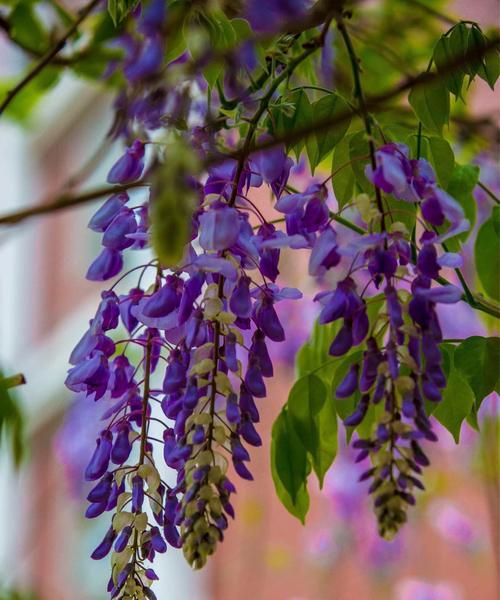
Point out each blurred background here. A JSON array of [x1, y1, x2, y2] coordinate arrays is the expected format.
[[0, 1, 498, 599]]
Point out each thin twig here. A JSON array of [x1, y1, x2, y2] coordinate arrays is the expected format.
[[0, 181, 147, 225]]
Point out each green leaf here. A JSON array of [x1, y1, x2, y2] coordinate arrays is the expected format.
[[408, 80, 449, 135], [270, 408, 310, 522], [433, 24, 469, 99], [427, 136, 455, 188], [0, 370, 25, 467], [434, 369, 475, 442], [107, 0, 138, 25], [349, 131, 373, 195], [384, 195, 417, 234], [466, 25, 500, 89], [295, 319, 342, 385], [332, 134, 355, 209], [441, 163, 479, 248], [9, 2, 49, 53], [0, 67, 60, 123], [478, 47, 500, 90], [475, 206, 500, 301], [453, 336, 500, 410], [466, 25, 487, 79], [287, 374, 337, 487], [151, 138, 201, 267], [274, 89, 313, 160], [306, 94, 351, 174]]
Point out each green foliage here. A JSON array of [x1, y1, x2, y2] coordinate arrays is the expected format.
[[441, 163, 479, 248], [272, 89, 313, 160], [465, 24, 500, 89], [272, 295, 386, 521], [151, 137, 201, 267], [0, 370, 25, 467], [0, 67, 60, 123], [453, 336, 500, 410], [433, 368, 474, 443], [331, 133, 355, 209], [270, 407, 310, 522], [475, 207, 500, 301], [436, 336, 499, 439], [407, 135, 455, 187], [305, 93, 351, 173], [408, 80, 449, 135], [9, 1, 49, 53], [107, 0, 138, 25], [295, 319, 341, 384], [433, 23, 469, 99], [287, 373, 336, 487]]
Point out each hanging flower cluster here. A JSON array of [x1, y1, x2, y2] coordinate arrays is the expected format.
[[304, 142, 468, 538], [66, 118, 305, 596]]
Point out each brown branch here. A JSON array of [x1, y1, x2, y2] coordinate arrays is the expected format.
[[1, 34, 498, 227], [0, 0, 101, 117], [0, 182, 146, 225]]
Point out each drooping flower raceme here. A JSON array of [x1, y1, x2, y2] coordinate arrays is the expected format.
[[289, 142, 467, 539], [67, 116, 302, 596]]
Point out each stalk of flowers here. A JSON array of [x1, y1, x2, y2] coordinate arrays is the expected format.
[[65, 110, 305, 596], [271, 142, 468, 538]]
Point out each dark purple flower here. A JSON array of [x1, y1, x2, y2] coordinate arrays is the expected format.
[[132, 475, 144, 512], [114, 525, 132, 553], [143, 277, 180, 318], [107, 140, 145, 184], [91, 526, 116, 559], [111, 424, 132, 464], [88, 194, 129, 232], [230, 276, 252, 318], [199, 203, 240, 251], [102, 209, 137, 250], [250, 329, 273, 377], [125, 35, 164, 82], [85, 431, 113, 481], [253, 296, 285, 342], [87, 472, 113, 503], [244, 357, 266, 398], [329, 322, 353, 356], [336, 363, 359, 398], [344, 394, 369, 427], [86, 248, 123, 281], [309, 226, 341, 276]]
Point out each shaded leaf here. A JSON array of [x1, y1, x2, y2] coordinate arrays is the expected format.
[[475, 207, 500, 301], [434, 369, 474, 442], [453, 336, 500, 410], [427, 136, 455, 187], [287, 374, 337, 487], [306, 93, 351, 173], [270, 408, 310, 522], [151, 138, 201, 267], [0, 370, 25, 467], [332, 134, 355, 209], [433, 25, 468, 99], [408, 80, 449, 135]]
